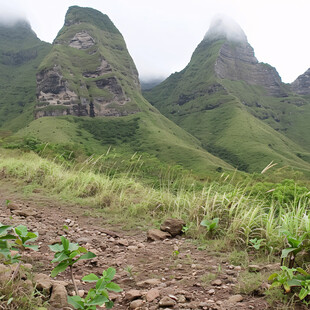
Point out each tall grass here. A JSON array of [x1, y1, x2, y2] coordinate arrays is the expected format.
[[1, 149, 310, 252]]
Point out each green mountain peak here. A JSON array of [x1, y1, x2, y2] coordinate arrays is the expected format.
[[63, 6, 120, 35]]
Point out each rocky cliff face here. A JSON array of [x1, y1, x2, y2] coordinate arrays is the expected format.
[[291, 68, 310, 95], [213, 40, 286, 97], [35, 6, 140, 119]]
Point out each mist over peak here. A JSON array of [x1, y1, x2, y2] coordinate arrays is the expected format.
[[204, 15, 247, 43]]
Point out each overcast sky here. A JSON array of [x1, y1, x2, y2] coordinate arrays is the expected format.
[[1, 0, 309, 83]]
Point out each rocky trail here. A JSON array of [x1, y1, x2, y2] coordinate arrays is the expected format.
[[0, 182, 273, 310]]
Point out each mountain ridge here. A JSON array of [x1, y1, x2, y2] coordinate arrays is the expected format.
[[144, 17, 310, 173]]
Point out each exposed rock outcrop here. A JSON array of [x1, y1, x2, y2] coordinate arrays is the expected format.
[[82, 58, 111, 77], [35, 66, 88, 118], [69, 31, 95, 49], [214, 41, 287, 97], [291, 68, 310, 95], [34, 6, 141, 119]]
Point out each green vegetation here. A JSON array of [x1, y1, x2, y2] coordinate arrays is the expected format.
[[0, 222, 120, 309], [0, 22, 51, 132], [69, 268, 121, 309], [144, 37, 310, 174]]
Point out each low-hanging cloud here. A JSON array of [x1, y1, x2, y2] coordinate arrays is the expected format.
[[204, 14, 247, 43], [0, 1, 27, 26]]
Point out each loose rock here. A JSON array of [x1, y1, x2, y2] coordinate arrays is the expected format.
[[147, 229, 171, 241], [146, 288, 160, 302], [49, 283, 68, 308], [159, 296, 176, 307], [160, 218, 186, 237]]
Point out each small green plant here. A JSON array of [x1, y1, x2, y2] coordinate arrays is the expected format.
[[269, 266, 310, 301], [172, 250, 180, 258], [124, 265, 134, 279], [280, 230, 309, 268], [68, 267, 122, 309], [181, 225, 189, 234], [49, 236, 96, 295], [269, 266, 299, 293], [200, 217, 219, 235], [0, 224, 38, 281], [249, 238, 264, 250]]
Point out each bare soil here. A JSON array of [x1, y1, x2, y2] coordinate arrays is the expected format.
[[0, 179, 283, 310]]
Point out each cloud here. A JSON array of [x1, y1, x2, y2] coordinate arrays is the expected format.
[[204, 14, 247, 43], [0, 1, 27, 26]]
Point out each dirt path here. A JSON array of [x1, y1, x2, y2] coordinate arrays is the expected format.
[[0, 180, 271, 310]]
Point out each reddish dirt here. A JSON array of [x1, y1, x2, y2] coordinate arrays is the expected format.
[[0, 180, 281, 309]]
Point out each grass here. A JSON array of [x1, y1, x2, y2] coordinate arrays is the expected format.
[[0, 266, 48, 309], [1, 148, 310, 253]]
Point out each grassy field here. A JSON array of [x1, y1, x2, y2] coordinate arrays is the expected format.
[[1, 147, 310, 251]]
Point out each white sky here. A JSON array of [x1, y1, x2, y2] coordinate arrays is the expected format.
[[0, 0, 310, 83]]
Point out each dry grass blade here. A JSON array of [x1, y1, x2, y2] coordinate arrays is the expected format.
[[261, 161, 278, 174]]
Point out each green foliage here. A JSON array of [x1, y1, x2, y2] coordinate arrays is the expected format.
[[49, 236, 96, 277], [200, 217, 219, 235], [68, 268, 122, 309], [269, 266, 310, 301], [0, 224, 38, 265], [249, 238, 264, 250], [251, 179, 310, 204], [280, 230, 310, 268], [75, 117, 140, 145]]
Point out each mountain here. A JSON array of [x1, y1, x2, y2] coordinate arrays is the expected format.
[[291, 68, 310, 95], [144, 17, 310, 172], [0, 20, 51, 131], [10, 6, 231, 174], [35, 6, 140, 118]]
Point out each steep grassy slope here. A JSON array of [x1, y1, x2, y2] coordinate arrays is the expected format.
[[144, 21, 310, 173], [0, 21, 51, 131], [14, 7, 231, 174]]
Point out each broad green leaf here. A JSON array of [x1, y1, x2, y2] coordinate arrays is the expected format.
[[0, 234, 16, 240], [200, 219, 210, 227], [299, 288, 309, 300], [51, 261, 70, 277], [104, 267, 116, 281], [85, 288, 96, 301], [48, 243, 63, 252], [105, 300, 114, 309], [82, 273, 99, 282], [281, 248, 297, 258], [61, 236, 69, 251], [69, 250, 79, 259], [270, 281, 281, 288], [287, 279, 302, 286], [287, 236, 302, 248], [95, 278, 105, 290], [0, 225, 12, 235], [15, 239, 23, 246], [26, 232, 38, 241], [78, 246, 87, 253], [297, 268, 310, 276], [15, 225, 28, 237], [106, 282, 122, 292], [68, 242, 80, 252], [268, 273, 279, 281], [77, 251, 96, 261], [87, 295, 109, 306], [67, 295, 84, 309], [52, 252, 69, 263]]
